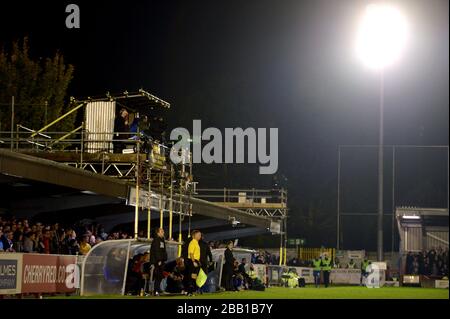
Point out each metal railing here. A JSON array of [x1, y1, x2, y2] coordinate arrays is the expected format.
[[0, 126, 193, 178], [1, 127, 159, 154], [195, 188, 287, 206]]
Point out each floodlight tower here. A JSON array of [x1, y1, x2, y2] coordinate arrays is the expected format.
[[355, 3, 408, 261]]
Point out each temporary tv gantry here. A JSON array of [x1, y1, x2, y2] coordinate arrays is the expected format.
[[5, 89, 288, 262], [13, 90, 194, 247]]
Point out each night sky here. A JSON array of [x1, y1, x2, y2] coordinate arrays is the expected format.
[[1, 0, 448, 249]]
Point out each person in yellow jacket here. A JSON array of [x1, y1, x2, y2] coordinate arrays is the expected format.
[[312, 257, 322, 287], [321, 255, 332, 288], [186, 230, 201, 295], [281, 268, 290, 287], [360, 258, 371, 286], [79, 235, 91, 255], [247, 264, 258, 280], [287, 268, 300, 288]]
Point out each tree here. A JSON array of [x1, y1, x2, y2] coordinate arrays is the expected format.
[[0, 37, 74, 134]]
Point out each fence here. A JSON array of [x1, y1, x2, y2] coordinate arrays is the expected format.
[[298, 248, 335, 262]]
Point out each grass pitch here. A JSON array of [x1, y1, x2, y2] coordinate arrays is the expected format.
[[48, 286, 449, 299]]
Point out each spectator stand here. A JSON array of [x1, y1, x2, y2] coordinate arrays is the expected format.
[[396, 207, 449, 286]]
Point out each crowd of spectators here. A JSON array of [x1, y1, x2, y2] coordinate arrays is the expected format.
[[251, 250, 312, 267], [405, 248, 449, 277], [0, 216, 133, 255], [252, 250, 280, 265]]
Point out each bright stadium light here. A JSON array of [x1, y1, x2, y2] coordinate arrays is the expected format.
[[355, 3, 408, 70], [351, 3, 409, 262]]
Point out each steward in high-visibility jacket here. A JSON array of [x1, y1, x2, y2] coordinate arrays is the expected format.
[[287, 269, 299, 288], [312, 258, 322, 287], [360, 258, 370, 285], [281, 268, 290, 287], [361, 259, 370, 272], [321, 256, 332, 288], [247, 268, 257, 280]]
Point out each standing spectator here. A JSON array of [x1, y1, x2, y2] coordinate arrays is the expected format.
[[42, 228, 52, 254], [428, 249, 437, 275], [113, 108, 130, 153], [1, 231, 15, 252], [51, 224, 61, 254], [199, 233, 213, 274], [98, 227, 108, 241], [222, 241, 235, 291], [412, 257, 420, 275], [360, 258, 370, 285], [13, 225, 23, 252], [405, 252, 414, 274], [0, 230, 4, 251], [321, 255, 332, 288], [312, 257, 322, 288], [23, 232, 36, 253], [66, 229, 79, 255], [150, 228, 168, 296], [86, 230, 96, 246]]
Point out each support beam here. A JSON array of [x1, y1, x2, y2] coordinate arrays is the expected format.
[[0, 149, 128, 198], [202, 227, 267, 241], [0, 150, 273, 229]]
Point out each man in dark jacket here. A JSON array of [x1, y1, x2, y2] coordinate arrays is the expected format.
[[113, 108, 130, 153], [150, 228, 168, 295], [223, 241, 235, 291], [199, 234, 213, 274]]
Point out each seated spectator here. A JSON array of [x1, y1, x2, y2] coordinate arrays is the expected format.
[[126, 253, 143, 295], [247, 264, 265, 291], [165, 257, 188, 294], [139, 252, 151, 294], [79, 235, 92, 255], [238, 258, 251, 289], [238, 258, 247, 275], [287, 268, 300, 288], [232, 260, 244, 291]]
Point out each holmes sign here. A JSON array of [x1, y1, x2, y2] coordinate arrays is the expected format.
[[0, 254, 22, 295]]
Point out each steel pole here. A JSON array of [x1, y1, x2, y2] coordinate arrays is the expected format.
[[391, 146, 396, 253], [377, 70, 385, 261], [147, 167, 152, 239], [10, 96, 14, 151], [134, 137, 140, 239], [337, 145, 341, 250]]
